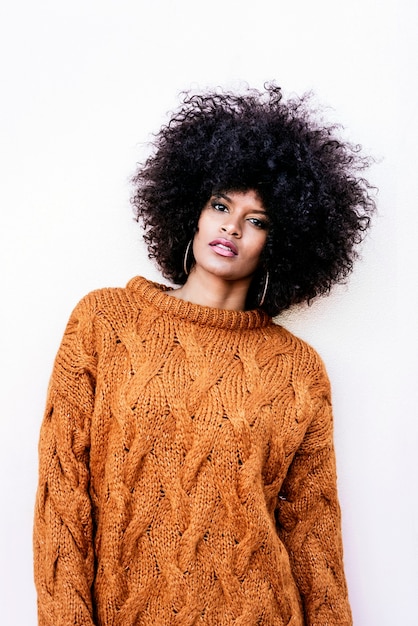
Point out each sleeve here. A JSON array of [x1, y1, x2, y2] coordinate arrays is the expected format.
[[33, 295, 98, 626], [275, 363, 353, 626]]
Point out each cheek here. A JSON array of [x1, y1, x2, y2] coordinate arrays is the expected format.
[[194, 210, 209, 236], [192, 216, 208, 257], [251, 233, 268, 261]]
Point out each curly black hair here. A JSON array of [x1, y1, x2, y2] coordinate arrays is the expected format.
[[131, 84, 376, 316]]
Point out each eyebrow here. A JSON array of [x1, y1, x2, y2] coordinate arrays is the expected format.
[[212, 193, 268, 215]]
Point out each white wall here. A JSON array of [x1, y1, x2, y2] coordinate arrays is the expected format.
[[1, 1, 417, 624]]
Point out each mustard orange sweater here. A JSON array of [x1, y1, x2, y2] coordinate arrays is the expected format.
[[34, 276, 352, 626]]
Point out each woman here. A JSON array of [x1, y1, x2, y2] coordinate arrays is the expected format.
[[33, 85, 375, 625]]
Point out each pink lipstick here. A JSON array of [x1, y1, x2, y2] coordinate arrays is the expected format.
[[209, 238, 238, 257]]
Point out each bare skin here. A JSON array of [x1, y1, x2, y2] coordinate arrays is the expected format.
[[170, 190, 269, 311]]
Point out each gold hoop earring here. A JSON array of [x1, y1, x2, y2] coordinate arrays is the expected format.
[[183, 239, 193, 276], [259, 271, 269, 307]]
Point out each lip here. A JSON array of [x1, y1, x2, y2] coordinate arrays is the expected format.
[[209, 238, 238, 257]]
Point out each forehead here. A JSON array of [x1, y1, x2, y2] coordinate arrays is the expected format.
[[212, 189, 266, 210]]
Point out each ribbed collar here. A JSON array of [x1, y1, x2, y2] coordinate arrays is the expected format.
[[127, 276, 272, 331]]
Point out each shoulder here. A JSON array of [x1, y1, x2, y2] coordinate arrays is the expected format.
[[69, 276, 149, 319], [267, 321, 331, 394], [266, 321, 323, 363], [64, 276, 151, 341]]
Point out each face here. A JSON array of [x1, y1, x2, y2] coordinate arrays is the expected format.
[[192, 189, 269, 284]]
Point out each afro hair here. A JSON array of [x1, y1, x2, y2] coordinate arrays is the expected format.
[[131, 84, 376, 316]]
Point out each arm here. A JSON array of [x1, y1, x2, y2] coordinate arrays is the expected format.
[[33, 296, 97, 626], [276, 368, 352, 626]]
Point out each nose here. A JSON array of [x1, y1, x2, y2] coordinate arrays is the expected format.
[[220, 218, 241, 237]]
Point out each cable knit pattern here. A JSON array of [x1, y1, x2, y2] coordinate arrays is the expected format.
[[34, 276, 352, 626]]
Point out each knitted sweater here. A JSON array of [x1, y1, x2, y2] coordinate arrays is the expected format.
[[34, 276, 352, 626]]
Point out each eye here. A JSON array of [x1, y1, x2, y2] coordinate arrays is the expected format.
[[248, 217, 269, 229], [211, 200, 229, 213]]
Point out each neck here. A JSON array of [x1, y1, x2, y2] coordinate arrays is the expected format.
[[170, 267, 252, 311]]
